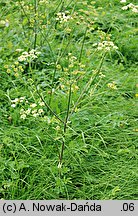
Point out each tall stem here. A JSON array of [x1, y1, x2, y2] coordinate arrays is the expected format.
[[59, 83, 72, 165], [79, 26, 88, 63], [69, 52, 107, 118], [48, 36, 72, 106], [34, 0, 38, 49]]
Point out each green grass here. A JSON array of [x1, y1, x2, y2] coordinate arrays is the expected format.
[[0, 0, 138, 199]]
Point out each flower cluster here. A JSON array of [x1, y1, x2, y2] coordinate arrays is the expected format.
[[59, 78, 79, 93], [122, 3, 138, 13], [0, 19, 9, 27], [39, 0, 48, 4], [20, 107, 44, 119], [15, 48, 24, 53], [20, 101, 45, 119], [120, 0, 126, 3], [18, 49, 41, 62], [107, 82, 117, 90], [93, 41, 118, 51], [67, 53, 86, 72], [4, 62, 24, 77], [133, 129, 138, 132], [11, 97, 26, 108], [56, 54, 86, 94], [10, 96, 45, 120], [56, 11, 73, 23]]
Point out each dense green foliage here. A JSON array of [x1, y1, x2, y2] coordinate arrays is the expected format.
[[0, 0, 138, 199]]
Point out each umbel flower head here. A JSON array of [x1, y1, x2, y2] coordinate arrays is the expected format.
[[122, 3, 138, 13], [0, 19, 9, 27], [120, 0, 126, 3], [93, 41, 118, 51], [18, 49, 41, 62], [56, 11, 73, 23]]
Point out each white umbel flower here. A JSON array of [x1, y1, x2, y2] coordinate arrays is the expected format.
[[120, 0, 126, 3]]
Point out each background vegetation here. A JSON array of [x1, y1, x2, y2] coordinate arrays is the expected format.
[[0, 0, 138, 199]]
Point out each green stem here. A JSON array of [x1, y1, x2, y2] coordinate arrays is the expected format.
[[79, 26, 88, 63], [59, 83, 72, 165], [48, 64, 57, 106], [64, 84, 72, 133], [36, 86, 64, 124], [34, 0, 38, 49], [35, 84, 78, 136], [48, 35, 72, 106], [69, 52, 107, 118]]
